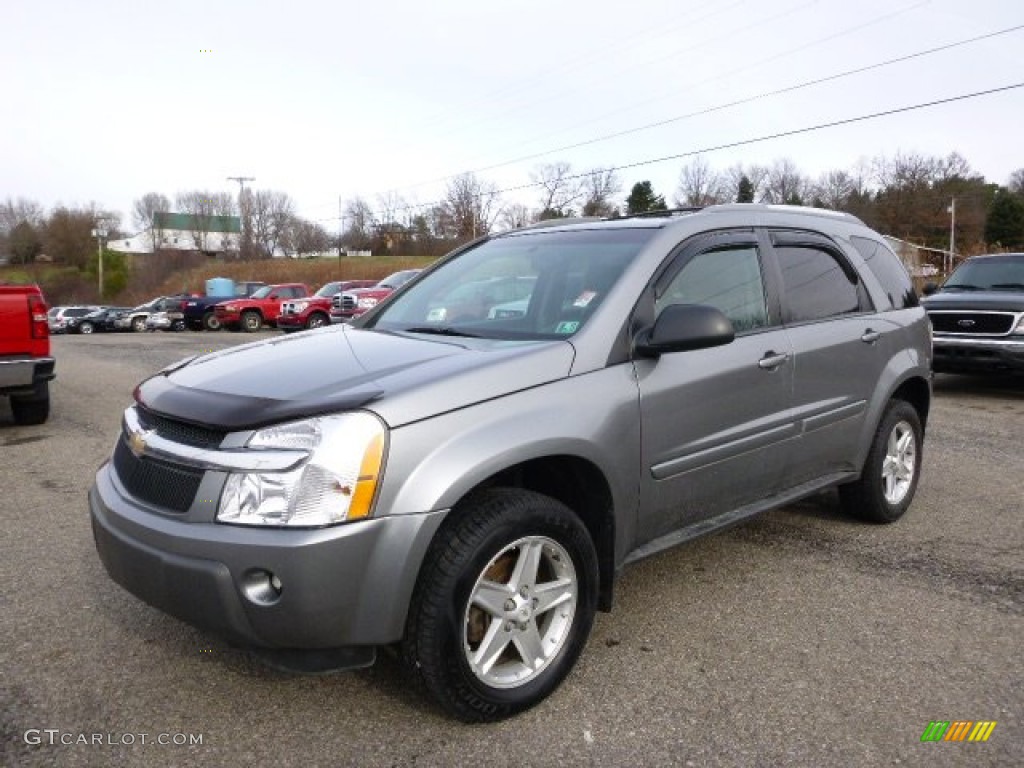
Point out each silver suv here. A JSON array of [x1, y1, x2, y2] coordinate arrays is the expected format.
[[90, 205, 932, 721]]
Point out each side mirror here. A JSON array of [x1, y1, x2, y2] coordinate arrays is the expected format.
[[635, 304, 735, 357], [922, 282, 939, 296]]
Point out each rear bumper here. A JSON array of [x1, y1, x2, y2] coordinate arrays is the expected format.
[[0, 356, 55, 395], [932, 336, 1024, 373]]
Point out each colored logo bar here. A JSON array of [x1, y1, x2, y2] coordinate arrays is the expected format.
[[921, 721, 997, 742]]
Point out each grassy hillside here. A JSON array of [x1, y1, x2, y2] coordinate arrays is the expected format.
[[150, 256, 435, 299]]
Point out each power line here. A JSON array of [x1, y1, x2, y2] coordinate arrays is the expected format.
[[306, 82, 1023, 223]]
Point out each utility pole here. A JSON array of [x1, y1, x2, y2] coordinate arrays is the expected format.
[[227, 176, 255, 258], [91, 220, 108, 298], [947, 197, 956, 275]]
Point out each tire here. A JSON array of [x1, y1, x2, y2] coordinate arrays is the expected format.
[[403, 488, 598, 722], [171, 319, 186, 332], [839, 399, 923, 523], [305, 312, 328, 330], [11, 381, 50, 426], [202, 312, 221, 332], [241, 311, 262, 333], [79, 322, 94, 334], [131, 316, 146, 332]]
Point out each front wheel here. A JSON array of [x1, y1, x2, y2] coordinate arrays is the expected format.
[[202, 312, 221, 331], [171, 319, 186, 332], [79, 321, 94, 334], [305, 312, 328, 329], [131, 316, 146, 332], [839, 399, 923, 523], [241, 311, 262, 332], [403, 488, 598, 722]]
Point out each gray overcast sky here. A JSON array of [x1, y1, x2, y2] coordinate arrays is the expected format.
[[3, 0, 1022, 231]]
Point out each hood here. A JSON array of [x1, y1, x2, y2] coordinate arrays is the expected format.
[[922, 290, 1024, 312], [135, 324, 576, 430]]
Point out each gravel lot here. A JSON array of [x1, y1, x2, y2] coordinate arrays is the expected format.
[[2, 331, 1021, 767]]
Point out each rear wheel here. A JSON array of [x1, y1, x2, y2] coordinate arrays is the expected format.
[[403, 488, 598, 722], [11, 381, 50, 426], [202, 312, 221, 331], [79, 322, 94, 334], [241, 311, 262, 332], [839, 399, 922, 523], [171, 319, 186, 332], [131, 316, 146, 332]]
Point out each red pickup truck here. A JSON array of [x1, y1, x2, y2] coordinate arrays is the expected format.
[[330, 270, 421, 322], [0, 283, 55, 425], [277, 279, 378, 332], [214, 283, 310, 332]]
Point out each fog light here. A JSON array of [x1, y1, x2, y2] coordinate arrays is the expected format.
[[241, 569, 283, 606]]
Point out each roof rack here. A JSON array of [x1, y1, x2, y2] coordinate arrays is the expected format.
[[609, 207, 705, 220]]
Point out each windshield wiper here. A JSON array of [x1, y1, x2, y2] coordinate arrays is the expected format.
[[989, 283, 1024, 290], [402, 326, 480, 338]]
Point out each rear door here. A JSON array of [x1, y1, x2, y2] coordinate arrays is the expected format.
[[635, 230, 795, 544], [765, 229, 885, 488]]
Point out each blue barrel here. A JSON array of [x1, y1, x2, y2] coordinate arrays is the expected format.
[[205, 277, 235, 297]]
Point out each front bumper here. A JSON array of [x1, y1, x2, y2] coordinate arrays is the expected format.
[[276, 314, 304, 330], [932, 336, 1024, 373], [89, 462, 447, 650]]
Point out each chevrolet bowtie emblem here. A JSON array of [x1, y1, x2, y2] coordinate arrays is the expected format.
[[128, 427, 154, 457]]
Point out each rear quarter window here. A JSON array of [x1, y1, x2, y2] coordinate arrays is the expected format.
[[850, 236, 919, 310]]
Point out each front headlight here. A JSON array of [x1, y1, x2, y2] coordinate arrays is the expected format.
[[357, 297, 379, 309], [217, 412, 387, 527], [292, 300, 309, 312], [222, 304, 237, 313]]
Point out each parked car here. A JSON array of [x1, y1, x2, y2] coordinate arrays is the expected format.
[[922, 252, 1024, 373], [278, 280, 379, 332], [0, 282, 54, 424], [145, 311, 187, 332], [331, 270, 421, 322], [66, 306, 131, 334], [90, 205, 931, 722], [114, 295, 190, 332], [213, 283, 310, 332], [48, 305, 101, 334], [182, 281, 268, 331]]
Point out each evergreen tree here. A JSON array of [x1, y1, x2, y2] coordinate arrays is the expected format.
[[984, 190, 1024, 249], [736, 175, 754, 203], [626, 181, 668, 214]]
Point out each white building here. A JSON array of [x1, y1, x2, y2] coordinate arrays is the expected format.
[[108, 212, 241, 255]]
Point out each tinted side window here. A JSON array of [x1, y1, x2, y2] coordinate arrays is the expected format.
[[850, 236, 918, 309], [657, 246, 769, 333], [776, 245, 860, 323]]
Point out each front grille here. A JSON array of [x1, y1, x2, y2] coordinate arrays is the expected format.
[[136, 407, 225, 449], [928, 311, 1015, 335], [112, 438, 204, 512], [336, 294, 356, 311]]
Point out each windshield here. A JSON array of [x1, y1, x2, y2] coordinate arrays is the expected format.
[[369, 228, 653, 340], [249, 286, 273, 299], [379, 270, 420, 289], [315, 282, 342, 297], [944, 256, 1024, 291]]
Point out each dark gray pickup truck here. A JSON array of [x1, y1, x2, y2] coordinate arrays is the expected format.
[[90, 205, 932, 721], [922, 252, 1024, 373]]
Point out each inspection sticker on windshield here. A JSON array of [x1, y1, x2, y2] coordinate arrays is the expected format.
[[572, 291, 597, 308], [555, 321, 579, 334]]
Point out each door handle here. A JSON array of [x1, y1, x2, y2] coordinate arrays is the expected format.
[[758, 351, 789, 370], [861, 329, 881, 344]]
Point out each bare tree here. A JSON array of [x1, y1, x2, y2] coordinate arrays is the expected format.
[[283, 216, 332, 257], [762, 158, 809, 204], [722, 164, 768, 203], [581, 167, 621, 217], [0, 197, 45, 234], [498, 203, 532, 231], [1008, 168, 1024, 195], [674, 156, 725, 207], [132, 192, 171, 251], [249, 190, 295, 258], [343, 197, 377, 249], [436, 173, 501, 241], [175, 190, 218, 252], [531, 162, 583, 219], [812, 170, 856, 210]]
